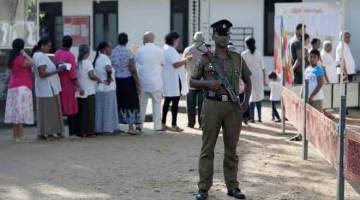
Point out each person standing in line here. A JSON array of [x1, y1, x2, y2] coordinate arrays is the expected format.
[[74, 44, 101, 137], [321, 41, 337, 84], [183, 31, 205, 129], [54, 35, 84, 138], [111, 33, 142, 135], [32, 37, 64, 140], [230, 43, 250, 125], [292, 33, 310, 85], [94, 42, 119, 134], [311, 38, 321, 51], [336, 31, 356, 82], [242, 37, 266, 123], [162, 31, 192, 132], [290, 23, 306, 64], [4, 38, 34, 142], [136, 32, 165, 132], [268, 72, 282, 122], [305, 49, 325, 111], [192, 19, 252, 200]]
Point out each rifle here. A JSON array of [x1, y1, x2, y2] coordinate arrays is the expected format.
[[196, 43, 242, 112]]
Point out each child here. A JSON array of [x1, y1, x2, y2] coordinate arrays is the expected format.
[[305, 49, 324, 111], [268, 72, 282, 122]]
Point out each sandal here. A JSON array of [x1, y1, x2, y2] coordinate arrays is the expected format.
[[127, 131, 138, 135], [86, 133, 96, 138], [56, 133, 65, 139], [169, 126, 184, 132], [48, 134, 59, 140], [37, 135, 49, 141], [161, 124, 171, 130]]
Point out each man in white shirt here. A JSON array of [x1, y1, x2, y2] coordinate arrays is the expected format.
[[183, 32, 205, 129], [136, 32, 164, 131], [321, 41, 337, 83], [336, 31, 356, 82]]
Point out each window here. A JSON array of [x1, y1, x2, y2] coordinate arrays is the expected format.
[[190, 0, 201, 37], [264, 0, 302, 56], [171, 0, 189, 52], [93, 1, 118, 49], [39, 2, 63, 53]]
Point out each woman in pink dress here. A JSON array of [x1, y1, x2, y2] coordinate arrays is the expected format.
[[4, 38, 34, 142], [54, 35, 84, 137]]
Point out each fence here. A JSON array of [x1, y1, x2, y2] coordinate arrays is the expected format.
[[282, 87, 360, 182], [289, 82, 360, 109]]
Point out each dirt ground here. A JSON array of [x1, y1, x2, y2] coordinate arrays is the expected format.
[[0, 103, 359, 200]]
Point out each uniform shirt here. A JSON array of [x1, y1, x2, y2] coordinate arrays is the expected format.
[[304, 65, 324, 101], [335, 42, 356, 75], [33, 52, 62, 97], [192, 50, 251, 95], [135, 43, 164, 92], [269, 80, 282, 101], [94, 53, 116, 92], [183, 43, 203, 89], [76, 59, 97, 98]]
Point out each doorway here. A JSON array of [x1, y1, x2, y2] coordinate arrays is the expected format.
[[171, 0, 189, 52], [39, 2, 63, 53]]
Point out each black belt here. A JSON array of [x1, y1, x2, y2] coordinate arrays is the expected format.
[[206, 92, 231, 102]]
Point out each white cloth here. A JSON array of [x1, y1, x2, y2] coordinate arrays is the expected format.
[[183, 43, 203, 87], [76, 59, 97, 98], [162, 44, 189, 97], [135, 43, 164, 92], [304, 66, 325, 101], [269, 81, 282, 101], [33, 52, 62, 97], [321, 51, 338, 83], [139, 90, 162, 130], [336, 42, 356, 75], [94, 53, 116, 92], [162, 44, 188, 97], [241, 49, 265, 102]]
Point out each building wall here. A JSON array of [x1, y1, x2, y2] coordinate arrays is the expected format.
[[118, 0, 170, 49], [303, 0, 360, 72], [39, 0, 92, 57], [209, 0, 264, 54], [38, 0, 359, 73], [39, 0, 170, 58], [199, 0, 272, 71]]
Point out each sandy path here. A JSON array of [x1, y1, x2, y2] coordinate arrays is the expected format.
[[0, 104, 359, 200]]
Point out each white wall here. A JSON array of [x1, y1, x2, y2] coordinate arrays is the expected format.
[[39, 0, 171, 58], [207, 0, 264, 53], [39, 0, 93, 57], [200, 0, 274, 71], [303, 0, 360, 72], [118, 0, 170, 50], [62, 0, 93, 57]]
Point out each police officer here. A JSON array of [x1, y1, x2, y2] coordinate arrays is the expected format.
[[191, 19, 252, 200]]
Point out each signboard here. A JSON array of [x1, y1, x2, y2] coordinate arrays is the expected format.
[[274, 3, 342, 85], [63, 16, 90, 46]]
